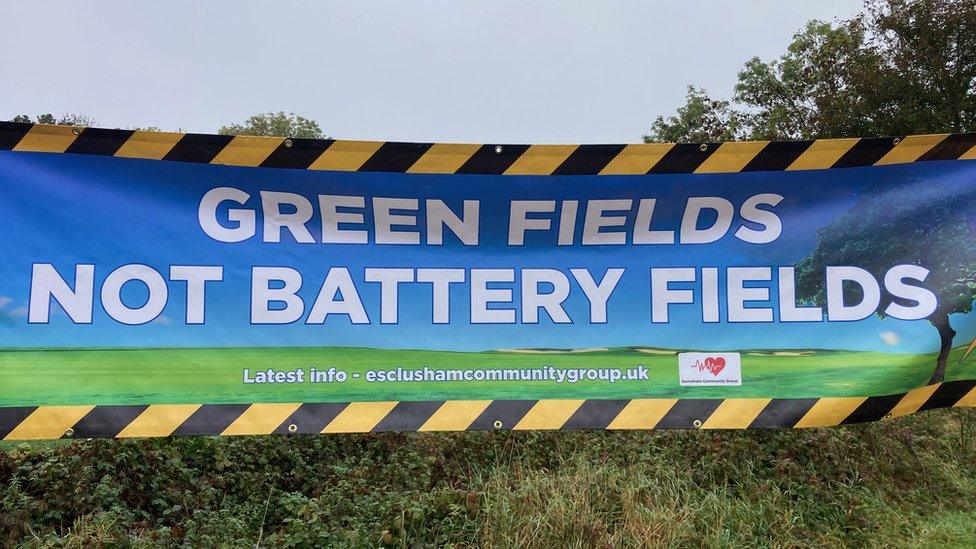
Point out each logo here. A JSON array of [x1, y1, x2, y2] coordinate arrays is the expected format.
[[678, 352, 741, 386], [696, 356, 726, 376]]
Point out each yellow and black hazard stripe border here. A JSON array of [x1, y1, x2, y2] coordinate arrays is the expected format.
[[2, 122, 976, 174], [1, 381, 974, 440], [2, 123, 976, 439]]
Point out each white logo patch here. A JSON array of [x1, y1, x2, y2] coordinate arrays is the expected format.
[[678, 352, 741, 386]]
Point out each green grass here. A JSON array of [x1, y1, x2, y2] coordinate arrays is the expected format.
[[1, 345, 974, 406], [3, 409, 976, 547]]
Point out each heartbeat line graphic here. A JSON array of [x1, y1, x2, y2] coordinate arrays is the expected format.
[[693, 357, 726, 376]]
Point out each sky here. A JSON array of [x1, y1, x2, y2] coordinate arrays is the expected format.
[[0, 1, 862, 143]]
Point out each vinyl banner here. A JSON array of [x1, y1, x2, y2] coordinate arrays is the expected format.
[[1, 124, 975, 439]]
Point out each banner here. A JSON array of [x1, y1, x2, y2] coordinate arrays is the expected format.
[[1, 123, 975, 439]]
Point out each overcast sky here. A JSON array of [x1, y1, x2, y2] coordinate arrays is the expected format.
[[1, 1, 862, 143]]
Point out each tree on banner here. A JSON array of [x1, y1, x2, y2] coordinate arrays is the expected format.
[[794, 176, 976, 384]]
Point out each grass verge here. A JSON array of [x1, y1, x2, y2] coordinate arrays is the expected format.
[[3, 409, 976, 546]]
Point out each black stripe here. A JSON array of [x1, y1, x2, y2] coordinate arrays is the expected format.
[[918, 133, 976, 161], [69, 405, 148, 438], [918, 380, 976, 412], [358, 142, 434, 172], [0, 406, 37, 439], [272, 403, 349, 434], [561, 399, 630, 430], [372, 401, 443, 432], [171, 404, 249, 436], [841, 394, 904, 425], [260, 138, 334, 169], [749, 399, 818, 428], [0, 121, 32, 150], [552, 144, 625, 175], [647, 143, 716, 174], [162, 133, 234, 163], [741, 140, 813, 172], [831, 137, 901, 168], [656, 399, 723, 429], [455, 144, 531, 175], [468, 400, 536, 430], [64, 128, 134, 156]]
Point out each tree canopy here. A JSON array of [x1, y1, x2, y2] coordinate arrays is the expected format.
[[646, 0, 976, 142], [12, 113, 97, 127], [218, 111, 325, 139], [795, 177, 975, 320], [793, 175, 976, 382]]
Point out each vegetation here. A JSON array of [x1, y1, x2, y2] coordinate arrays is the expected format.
[[794, 178, 976, 384], [217, 111, 325, 139], [646, 0, 976, 142], [3, 411, 976, 546], [11, 113, 97, 127]]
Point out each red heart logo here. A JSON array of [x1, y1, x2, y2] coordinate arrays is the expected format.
[[705, 356, 726, 376]]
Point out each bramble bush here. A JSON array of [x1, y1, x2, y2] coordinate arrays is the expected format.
[[3, 409, 976, 547]]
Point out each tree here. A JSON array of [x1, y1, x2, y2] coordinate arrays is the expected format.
[[647, 0, 976, 141], [644, 86, 746, 143], [12, 113, 97, 126], [218, 111, 325, 139], [793, 176, 976, 384], [858, 0, 976, 134], [733, 20, 883, 140]]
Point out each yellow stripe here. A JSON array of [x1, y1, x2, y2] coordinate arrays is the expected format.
[[955, 386, 976, 408], [961, 142, 976, 160], [701, 398, 771, 429], [4, 406, 94, 440], [220, 403, 301, 436], [787, 138, 860, 171], [599, 143, 673, 175], [116, 404, 201, 438], [322, 401, 398, 433], [607, 399, 677, 429], [210, 135, 283, 167], [514, 399, 585, 430], [12, 124, 79, 153], [418, 400, 490, 431], [694, 141, 769, 174], [887, 384, 941, 419], [407, 143, 481, 174], [874, 134, 948, 165], [503, 144, 578, 175], [308, 140, 383, 171], [794, 397, 866, 428], [962, 337, 976, 363], [114, 131, 185, 160]]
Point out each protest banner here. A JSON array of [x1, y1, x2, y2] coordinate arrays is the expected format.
[[1, 123, 974, 439]]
